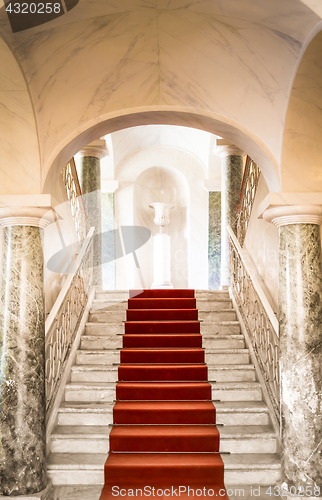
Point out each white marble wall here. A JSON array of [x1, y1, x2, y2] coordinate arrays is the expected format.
[[113, 132, 209, 290], [243, 176, 279, 313], [0, 38, 40, 195], [43, 176, 80, 314]]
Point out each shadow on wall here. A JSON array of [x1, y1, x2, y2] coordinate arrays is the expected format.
[[133, 166, 190, 289]]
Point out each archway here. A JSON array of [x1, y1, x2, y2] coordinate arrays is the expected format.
[[281, 28, 322, 192]]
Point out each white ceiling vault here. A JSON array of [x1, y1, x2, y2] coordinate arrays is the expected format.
[[0, 0, 322, 195]]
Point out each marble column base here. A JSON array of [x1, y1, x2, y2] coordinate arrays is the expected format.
[[0, 481, 52, 500]]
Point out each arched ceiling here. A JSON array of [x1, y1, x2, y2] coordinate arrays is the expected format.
[[0, 0, 321, 195]]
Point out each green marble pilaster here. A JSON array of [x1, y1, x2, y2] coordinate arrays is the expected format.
[[101, 192, 115, 290], [79, 155, 102, 286], [279, 223, 322, 490], [0, 225, 46, 495], [208, 191, 221, 289], [220, 154, 243, 287]]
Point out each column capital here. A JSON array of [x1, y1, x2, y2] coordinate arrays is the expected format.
[[258, 193, 322, 227], [78, 138, 109, 159], [214, 139, 245, 158], [0, 195, 58, 228]]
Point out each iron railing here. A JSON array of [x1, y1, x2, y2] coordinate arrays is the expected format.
[[228, 226, 280, 424]]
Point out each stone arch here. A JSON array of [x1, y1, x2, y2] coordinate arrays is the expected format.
[[43, 108, 281, 195], [281, 26, 322, 192]]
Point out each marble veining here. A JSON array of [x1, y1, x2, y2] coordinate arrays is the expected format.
[[221, 154, 243, 287], [208, 191, 221, 290], [101, 193, 115, 290], [80, 156, 102, 286], [0, 226, 47, 495], [279, 223, 322, 489], [6, 4, 302, 178]]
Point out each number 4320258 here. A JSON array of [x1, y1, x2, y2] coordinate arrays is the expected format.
[[6, 3, 61, 14]]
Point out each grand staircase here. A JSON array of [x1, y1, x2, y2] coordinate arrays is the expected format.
[[47, 289, 281, 495]]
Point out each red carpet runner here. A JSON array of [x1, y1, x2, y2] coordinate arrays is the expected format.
[[99, 289, 229, 500]]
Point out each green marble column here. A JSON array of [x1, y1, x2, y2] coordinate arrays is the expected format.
[[101, 192, 115, 289], [216, 142, 244, 288], [0, 225, 46, 495], [79, 139, 108, 287], [208, 191, 221, 289], [279, 223, 322, 491]]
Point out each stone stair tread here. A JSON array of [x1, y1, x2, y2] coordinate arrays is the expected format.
[[86, 323, 123, 327], [210, 382, 261, 389], [48, 453, 107, 468], [59, 402, 114, 411], [215, 401, 269, 412], [72, 365, 118, 372], [197, 298, 232, 301], [205, 347, 249, 354], [66, 382, 116, 388], [206, 349, 249, 353], [202, 334, 242, 339], [52, 425, 111, 437], [220, 425, 276, 437], [199, 308, 235, 312], [222, 453, 281, 468], [208, 365, 254, 370], [77, 349, 120, 354], [204, 321, 240, 325]]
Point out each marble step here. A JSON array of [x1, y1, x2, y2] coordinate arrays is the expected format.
[[50, 425, 111, 454], [85, 323, 123, 336], [57, 401, 269, 427], [81, 335, 122, 350], [65, 380, 261, 403], [208, 364, 256, 382], [199, 309, 237, 321], [222, 454, 281, 484], [88, 310, 126, 323], [47, 453, 105, 485], [215, 402, 270, 426], [91, 300, 128, 312], [47, 484, 104, 497], [219, 425, 277, 454], [71, 363, 255, 384], [65, 382, 116, 403], [202, 335, 244, 349], [76, 349, 120, 365], [50, 423, 276, 455], [76, 348, 249, 366], [205, 349, 250, 365], [81, 334, 123, 351], [201, 321, 240, 335], [81, 334, 244, 351], [95, 291, 129, 300], [71, 365, 119, 383], [47, 453, 281, 486], [195, 290, 230, 300], [196, 299, 232, 310], [57, 402, 114, 426], [211, 381, 262, 401]]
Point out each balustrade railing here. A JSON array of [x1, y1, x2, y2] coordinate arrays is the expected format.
[[228, 226, 280, 424], [62, 158, 86, 243], [45, 227, 94, 417], [237, 156, 261, 246]]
